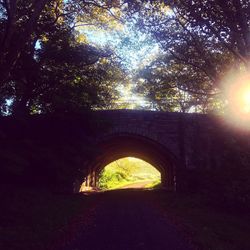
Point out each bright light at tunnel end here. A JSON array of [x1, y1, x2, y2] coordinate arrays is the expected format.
[[80, 157, 161, 192]]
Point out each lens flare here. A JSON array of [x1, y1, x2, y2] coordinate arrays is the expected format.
[[242, 89, 250, 113], [229, 77, 250, 113], [223, 71, 250, 129]]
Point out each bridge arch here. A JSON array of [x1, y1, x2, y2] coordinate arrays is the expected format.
[[80, 133, 179, 191]]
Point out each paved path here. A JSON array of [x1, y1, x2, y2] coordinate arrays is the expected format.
[[59, 190, 193, 250]]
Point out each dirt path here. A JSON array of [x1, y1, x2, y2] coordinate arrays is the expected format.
[[120, 180, 154, 189], [58, 190, 193, 250]]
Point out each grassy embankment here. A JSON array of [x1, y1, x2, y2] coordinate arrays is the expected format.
[[0, 186, 91, 250], [152, 190, 250, 250]]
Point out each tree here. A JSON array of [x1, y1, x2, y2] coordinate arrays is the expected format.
[[0, 0, 55, 84], [34, 39, 123, 113], [0, 0, 125, 115], [128, 0, 250, 112], [134, 50, 223, 112], [171, 0, 250, 71], [6, 27, 124, 115]]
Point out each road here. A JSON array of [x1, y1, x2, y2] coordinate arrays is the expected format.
[[55, 190, 193, 250]]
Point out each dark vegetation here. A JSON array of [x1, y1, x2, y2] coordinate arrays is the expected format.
[[154, 190, 250, 250], [0, 186, 87, 250], [0, 113, 103, 192], [184, 126, 250, 212]]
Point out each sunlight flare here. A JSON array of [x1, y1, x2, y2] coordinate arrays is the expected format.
[[227, 73, 250, 114], [223, 71, 250, 128]]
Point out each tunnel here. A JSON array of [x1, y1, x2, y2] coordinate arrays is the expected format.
[[78, 133, 178, 192]]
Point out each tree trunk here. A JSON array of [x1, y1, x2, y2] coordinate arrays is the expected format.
[[0, 0, 52, 86]]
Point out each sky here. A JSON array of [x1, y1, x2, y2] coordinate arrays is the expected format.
[[78, 23, 160, 72], [76, 22, 160, 108]]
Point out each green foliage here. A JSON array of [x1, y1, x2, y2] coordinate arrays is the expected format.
[[1, 0, 250, 113], [99, 169, 128, 190], [99, 157, 161, 189], [130, 0, 250, 112], [0, 0, 125, 115], [145, 179, 161, 188]]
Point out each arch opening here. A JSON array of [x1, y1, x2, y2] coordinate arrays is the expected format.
[[78, 134, 178, 192], [81, 157, 161, 191]]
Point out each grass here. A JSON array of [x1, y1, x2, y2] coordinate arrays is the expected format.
[[145, 179, 161, 188], [0, 186, 91, 250], [152, 191, 250, 250], [100, 178, 158, 190]]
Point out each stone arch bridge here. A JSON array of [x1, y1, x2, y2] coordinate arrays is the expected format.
[[0, 109, 231, 192], [79, 110, 224, 192]]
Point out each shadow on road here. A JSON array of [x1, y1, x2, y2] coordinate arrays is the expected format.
[[56, 189, 193, 250]]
